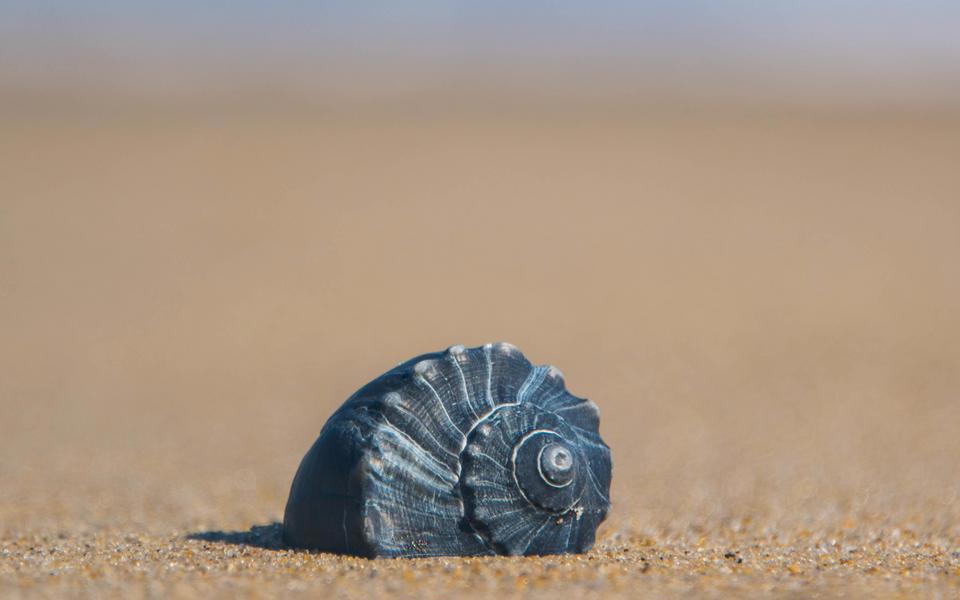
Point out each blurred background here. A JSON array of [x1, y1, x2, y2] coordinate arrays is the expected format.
[[2, 1, 960, 109], [1, 0, 959, 550]]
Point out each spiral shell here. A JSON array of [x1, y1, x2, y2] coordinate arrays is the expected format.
[[282, 343, 612, 557]]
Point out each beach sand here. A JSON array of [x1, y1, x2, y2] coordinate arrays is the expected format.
[[1, 107, 959, 597]]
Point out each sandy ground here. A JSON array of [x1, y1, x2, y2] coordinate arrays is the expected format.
[[1, 107, 959, 598]]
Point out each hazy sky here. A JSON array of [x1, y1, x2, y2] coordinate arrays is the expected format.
[[2, 1, 959, 104]]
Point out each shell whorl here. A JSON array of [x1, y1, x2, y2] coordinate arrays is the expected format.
[[282, 342, 612, 557]]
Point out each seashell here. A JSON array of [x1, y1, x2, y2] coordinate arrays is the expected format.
[[282, 343, 612, 557]]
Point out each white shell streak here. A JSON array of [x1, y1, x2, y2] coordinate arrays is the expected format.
[[282, 343, 612, 557]]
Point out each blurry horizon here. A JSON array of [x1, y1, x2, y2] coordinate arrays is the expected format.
[[2, 1, 960, 111]]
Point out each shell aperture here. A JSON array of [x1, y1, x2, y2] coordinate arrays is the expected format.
[[282, 343, 612, 557]]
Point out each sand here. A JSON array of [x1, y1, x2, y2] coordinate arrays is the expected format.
[[1, 107, 959, 598]]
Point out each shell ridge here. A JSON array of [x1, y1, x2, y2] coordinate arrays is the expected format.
[[452, 348, 496, 422], [366, 499, 458, 523], [382, 389, 465, 463], [366, 451, 456, 500], [487, 345, 536, 408], [376, 420, 459, 485], [539, 390, 570, 408], [540, 395, 601, 433], [516, 365, 551, 404], [572, 428, 609, 451], [489, 416, 515, 450], [448, 353, 480, 422], [362, 460, 475, 556], [415, 374, 468, 440], [520, 515, 555, 555], [563, 514, 576, 549], [474, 498, 530, 517], [527, 399, 601, 438], [475, 495, 518, 504], [583, 458, 610, 504], [484, 505, 529, 520], [424, 357, 480, 435], [552, 399, 594, 415], [381, 406, 459, 463], [462, 400, 520, 440], [483, 344, 495, 410], [471, 478, 514, 494], [491, 508, 544, 553], [471, 450, 510, 473]]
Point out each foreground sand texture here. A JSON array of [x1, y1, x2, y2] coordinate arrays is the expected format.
[[1, 108, 959, 597]]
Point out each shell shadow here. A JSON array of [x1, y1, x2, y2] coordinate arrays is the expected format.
[[186, 522, 287, 550]]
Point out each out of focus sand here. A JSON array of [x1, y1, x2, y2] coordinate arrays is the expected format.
[[1, 107, 959, 597]]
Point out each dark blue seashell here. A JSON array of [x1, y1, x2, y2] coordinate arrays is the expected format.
[[282, 343, 612, 557]]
